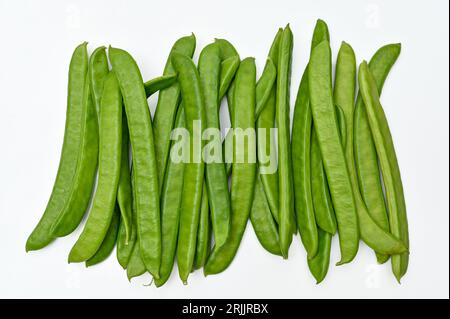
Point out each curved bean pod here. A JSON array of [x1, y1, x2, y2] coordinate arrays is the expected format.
[[109, 47, 161, 279], [153, 34, 196, 188], [126, 242, 147, 281], [204, 57, 256, 275], [276, 25, 295, 258], [219, 56, 240, 100], [307, 228, 332, 284], [116, 114, 133, 244], [311, 128, 337, 234], [258, 28, 282, 224], [250, 173, 282, 256], [292, 67, 318, 259], [335, 43, 407, 256], [254, 58, 277, 118], [193, 185, 211, 269], [116, 163, 137, 269], [309, 40, 359, 265], [172, 53, 206, 284], [26, 43, 97, 251], [144, 74, 177, 97], [335, 104, 347, 147], [199, 43, 231, 251], [68, 72, 122, 262], [224, 57, 277, 176], [358, 61, 409, 282], [308, 19, 337, 236], [89, 46, 109, 116], [154, 106, 186, 287], [86, 206, 120, 267], [354, 43, 401, 264]]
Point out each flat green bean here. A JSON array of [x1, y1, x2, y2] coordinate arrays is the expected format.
[[292, 67, 318, 259], [354, 43, 401, 264], [276, 25, 295, 258], [219, 56, 240, 100], [308, 40, 359, 265], [307, 228, 332, 284], [250, 173, 282, 256], [193, 184, 211, 269], [68, 72, 122, 262], [258, 28, 282, 224], [358, 61, 409, 283], [109, 47, 161, 279], [89, 46, 109, 116], [153, 34, 196, 189], [116, 115, 133, 245], [311, 128, 337, 234], [154, 106, 186, 287], [126, 242, 147, 281], [172, 53, 206, 284], [309, 19, 337, 236], [86, 206, 120, 267], [199, 42, 231, 251], [26, 43, 98, 251], [204, 57, 256, 275], [335, 43, 407, 256]]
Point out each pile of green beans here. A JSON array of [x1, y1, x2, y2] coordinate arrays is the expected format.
[[26, 19, 409, 285]]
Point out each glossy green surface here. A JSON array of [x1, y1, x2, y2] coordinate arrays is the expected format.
[[358, 61, 409, 282], [26, 42, 98, 251], [68, 72, 122, 262], [172, 53, 206, 284], [354, 43, 401, 264], [109, 47, 161, 279], [309, 40, 359, 265], [204, 58, 256, 275]]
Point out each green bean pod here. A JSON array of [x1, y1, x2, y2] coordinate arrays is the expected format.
[[172, 53, 206, 284], [307, 228, 332, 284], [153, 34, 196, 188], [89, 46, 110, 116], [311, 128, 337, 234], [292, 67, 319, 259], [255, 58, 277, 118], [335, 105, 347, 147], [309, 40, 359, 265], [308, 19, 337, 236], [109, 47, 161, 279], [204, 57, 256, 275], [193, 185, 211, 269], [144, 74, 177, 97], [50, 66, 101, 238], [354, 44, 401, 264], [116, 163, 136, 269], [120, 73, 182, 270], [250, 173, 282, 256], [86, 206, 120, 267], [276, 25, 295, 258], [358, 61, 409, 283], [258, 28, 282, 224], [125, 167, 146, 280], [335, 43, 407, 256], [154, 106, 186, 287], [26, 43, 97, 251], [199, 43, 231, 251], [116, 115, 133, 245], [216, 38, 240, 126], [219, 56, 240, 100], [68, 72, 122, 262], [224, 57, 277, 177], [126, 242, 147, 281]]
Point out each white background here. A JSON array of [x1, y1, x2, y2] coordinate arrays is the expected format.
[[0, 0, 448, 299]]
